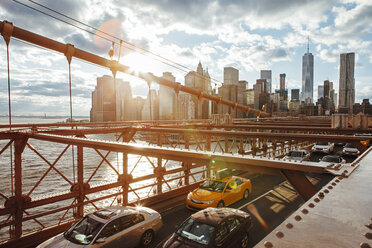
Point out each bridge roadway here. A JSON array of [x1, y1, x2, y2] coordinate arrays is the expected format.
[[149, 172, 334, 248], [146, 146, 354, 248]]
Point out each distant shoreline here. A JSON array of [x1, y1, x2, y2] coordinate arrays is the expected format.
[[0, 116, 89, 119]]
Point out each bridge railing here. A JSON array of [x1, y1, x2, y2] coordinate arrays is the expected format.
[[0, 131, 208, 247]]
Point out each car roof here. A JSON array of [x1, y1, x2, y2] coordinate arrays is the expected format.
[[288, 150, 307, 153], [323, 155, 341, 159], [89, 206, 151, 223], [209, 176, 242, 182], [191, 207, 245, 226]]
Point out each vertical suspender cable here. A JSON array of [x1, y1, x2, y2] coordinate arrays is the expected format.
[[65, 44, 75, 184], [68, 62, 76, 184], [6, 36, 14, 197], [2, 21, 14, 197], [2, 21, 15, 237]]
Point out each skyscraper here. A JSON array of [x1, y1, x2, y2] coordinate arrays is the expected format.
[[260, 70, 272, 93], [224, 67, 239, 85], [318, 85, 324, 100], [279, 73, 286, 91], [323, 80, 331, 99], [159, 72, 176, 120], [338, 53, 355, 111], [218, 67, 239, 117], [301, 39, 314, 103], [184, 62, 211, 119], [291, 89, 300, 101]]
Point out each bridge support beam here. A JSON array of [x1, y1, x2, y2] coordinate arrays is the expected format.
[[13, 135, 28, 238], [281, 170, 317, 201], [77, 145, 84, 218]]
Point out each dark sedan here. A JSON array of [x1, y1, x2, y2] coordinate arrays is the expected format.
[[157, 207, 252, 248]]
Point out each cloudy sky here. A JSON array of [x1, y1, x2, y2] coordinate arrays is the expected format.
[[0, 0, 371, 116]]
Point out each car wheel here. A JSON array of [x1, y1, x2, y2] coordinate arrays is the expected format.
[[243, 189, 249, 200], [217, 201, 224, 208], [140, 230, 154, 247], [241, 232, 249, 248]]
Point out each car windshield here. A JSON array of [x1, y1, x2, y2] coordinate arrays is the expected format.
[[316, 142, 329, 146], [321, 156, 341, 163], [200, 179, 226, 193], [64, 216, 104, 245], [345, 143, 355, 148], [176, 218, 215, 246], [288, 151, 303, 157]]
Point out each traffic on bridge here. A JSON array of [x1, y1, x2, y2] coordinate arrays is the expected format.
[[1, 5, 372, 248]]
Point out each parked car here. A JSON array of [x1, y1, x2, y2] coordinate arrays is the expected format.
[[283, 150, 310, 161], [319, 155, 346, 165], [342, 143, 360, 156], [37, 206, 162, 248], [311, 142, 334, 154], [186, 172, 251, 211], [157, 207, 252, 248]]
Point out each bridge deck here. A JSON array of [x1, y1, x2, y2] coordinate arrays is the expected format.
[[255, 146, 372, 248]]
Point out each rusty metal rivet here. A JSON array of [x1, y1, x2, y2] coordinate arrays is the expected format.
[[314, 198, 320, 203], [286, 223, 293, 229], [365, 232, 372, 239], [365, 223, 372, 230], [328, 185, 333, 189], [302, 209, 309, 214], [338, 176, 343, 180], [318, 192, 324, 198], [324, 189, 329, 193], [308, 203, 315, 208], [276, 231, 284, 238], [331, 182, 336, 186], [294, 215, 302, 221], [264, 241, 273, 247], [360, 242, 371, 248], [335, 179, 340, 183], [343, 170, 348, 173]]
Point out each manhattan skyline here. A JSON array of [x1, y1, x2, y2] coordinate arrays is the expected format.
[[0, 0, 371, 116]]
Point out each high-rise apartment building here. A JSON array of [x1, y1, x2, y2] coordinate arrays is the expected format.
[[338, 53, 355, 111], [260, 70, 272, 93], [301, 41, 314, 103]]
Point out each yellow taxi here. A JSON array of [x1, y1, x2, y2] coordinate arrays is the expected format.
[[186, 171, 252, 211]]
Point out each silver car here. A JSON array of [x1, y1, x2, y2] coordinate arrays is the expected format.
[[37, 206, 162, 248], [342, 143, 360, 156], [283, 150, 310, 161], [311, 142, 334, 154]]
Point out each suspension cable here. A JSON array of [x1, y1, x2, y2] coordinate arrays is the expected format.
[[13, 0, 223, 87]]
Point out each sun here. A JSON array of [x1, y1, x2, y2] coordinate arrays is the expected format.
[[122, 52, 162, 76]]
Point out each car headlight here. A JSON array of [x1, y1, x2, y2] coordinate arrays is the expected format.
[[203, 200, 215, 204], [342, 149, 346, 153]]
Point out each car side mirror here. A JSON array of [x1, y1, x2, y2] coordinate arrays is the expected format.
[[95, 238, 105, 244]]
